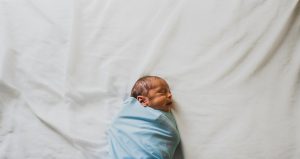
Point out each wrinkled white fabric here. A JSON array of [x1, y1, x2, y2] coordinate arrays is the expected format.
[[0, 0, 299, 159]]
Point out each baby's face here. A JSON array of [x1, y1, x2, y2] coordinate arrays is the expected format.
[[146, 79, 173, 112]]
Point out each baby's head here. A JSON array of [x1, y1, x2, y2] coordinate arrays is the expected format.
[[131, 76, 173, 112]]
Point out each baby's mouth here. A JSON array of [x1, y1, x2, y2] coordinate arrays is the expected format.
[[167, 102, 173, 112]]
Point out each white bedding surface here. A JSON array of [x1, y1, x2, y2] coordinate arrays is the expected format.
[[1, 0, 300, 158]]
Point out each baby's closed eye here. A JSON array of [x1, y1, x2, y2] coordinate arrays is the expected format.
[[158, 89, 167, 93]]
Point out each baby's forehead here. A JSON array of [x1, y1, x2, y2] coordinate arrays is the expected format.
[[149, 79, 169, 89]]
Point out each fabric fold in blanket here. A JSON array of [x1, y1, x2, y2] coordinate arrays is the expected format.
[[107, 97, 180, 159]]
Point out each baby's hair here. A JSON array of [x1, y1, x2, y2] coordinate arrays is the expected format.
[[130, 76, 165, 98]]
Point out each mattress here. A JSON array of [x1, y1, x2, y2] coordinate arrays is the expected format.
[[0, 0, 300, 158]]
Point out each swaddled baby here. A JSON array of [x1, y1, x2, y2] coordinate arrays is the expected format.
[[108, 76, 181, 159]]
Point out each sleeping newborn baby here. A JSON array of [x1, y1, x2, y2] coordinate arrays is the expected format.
[[108, 76, 181, 159]]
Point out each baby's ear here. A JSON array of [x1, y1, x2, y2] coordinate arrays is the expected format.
[[137, 96, 148, 106]]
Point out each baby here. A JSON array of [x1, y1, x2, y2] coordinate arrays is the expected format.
[[107, 76, 181, 159], [131, 76, 173, 112]]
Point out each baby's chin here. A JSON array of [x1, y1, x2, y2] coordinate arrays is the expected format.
[[160, 104, 173, 112], [148, 106, 170, 112], [148, 103, 172, 112]]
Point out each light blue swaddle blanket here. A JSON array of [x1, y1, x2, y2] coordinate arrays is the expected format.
[[108, 97, 180, 159]]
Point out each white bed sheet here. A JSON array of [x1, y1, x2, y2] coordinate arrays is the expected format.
[[1, 0, 300, 158]]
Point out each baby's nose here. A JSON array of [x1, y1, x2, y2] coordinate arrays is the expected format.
[[167, 92, 172, 99]]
